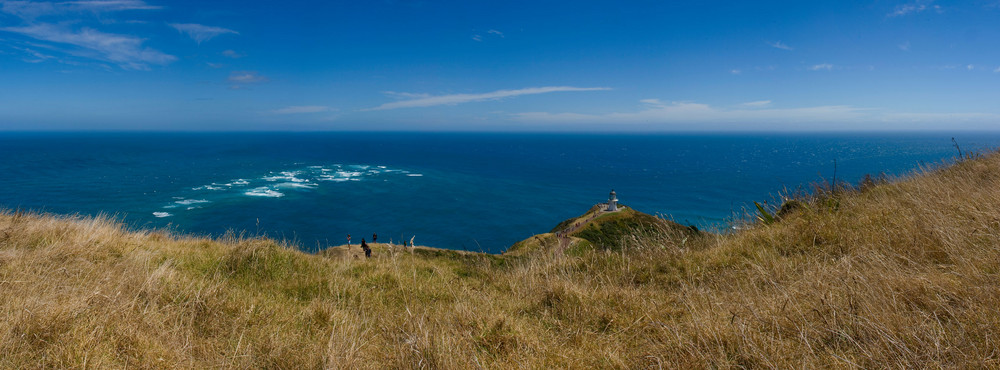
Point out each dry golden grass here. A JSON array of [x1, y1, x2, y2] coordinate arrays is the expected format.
[[3, 152, 1000, 368]]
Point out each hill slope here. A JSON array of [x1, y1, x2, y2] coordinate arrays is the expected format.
[[3, 153, 1000, 367]]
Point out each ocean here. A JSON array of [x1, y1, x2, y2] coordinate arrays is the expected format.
[[2, 132, 998, 253]]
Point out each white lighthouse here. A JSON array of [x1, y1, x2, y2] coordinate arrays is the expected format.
[[607, 189, 618, 212]]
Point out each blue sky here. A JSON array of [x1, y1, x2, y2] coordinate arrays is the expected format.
[[1, 0, 999, 131]]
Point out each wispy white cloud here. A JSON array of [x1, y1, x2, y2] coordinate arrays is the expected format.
[[730, 69, 741, 75], [0, 0, 175, 69], [228, 70, 267, 89], [221, 49, 244, 58], [10, 45, 55, 62], [881, 112, 1000, 123], [383, 91, 431, 99], [472, 29, 504, 42], [367, 86, 611, 111], [767, 41, 793, 50], [740, 100, 772, 108], [898, 41, 910, 51], [63, 0, 161, 11], [1, 22, 175, 69], [888, 1, 941, 17], [512, 99, 1000, 129], [270, 105, 334, 114], [994, 66, 1000, 73], [228, 71, 266, 83], [0, 0, 160, 19], [513, 99, 871, 125], [967, 64, 975, 70], [809, 63, 834, 71], [169, 23, 238, 44]]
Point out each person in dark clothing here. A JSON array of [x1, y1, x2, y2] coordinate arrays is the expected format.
[[361, 238, 371, 258], [372, 233, 377, 243]]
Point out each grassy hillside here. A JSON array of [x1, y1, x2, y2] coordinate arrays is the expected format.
[[3, 153, 1000, 367]]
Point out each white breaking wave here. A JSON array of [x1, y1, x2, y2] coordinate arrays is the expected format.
[[319, 177, 350, 182], [275, 182, 318, 189], [192, 185, 224, 190], [169, 164, 416, 206], [153, 212, 173, 218], [245, 187, 285, 197], [175, 199, 211, 205], [262, 171, 308, 183], [336, 171, 363, 178]]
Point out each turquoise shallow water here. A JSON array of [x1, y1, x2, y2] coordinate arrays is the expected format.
[[1, 132, 998, 253]]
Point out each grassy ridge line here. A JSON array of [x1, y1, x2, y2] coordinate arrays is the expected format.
[[2, 153, 1000, 367]]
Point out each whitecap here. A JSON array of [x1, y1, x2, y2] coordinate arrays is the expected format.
[[192, 185, 224, 190], [175, 199, 211, 205], [275, 182, 318, 189], [263, 171, 309, 183], [336, 171, 363, 178], [153, 212, 172, 218], [319, 176, 349, 182], [407, 174, 424, 177], [245, 187, 285, 198], [232, 179, 250, 186]]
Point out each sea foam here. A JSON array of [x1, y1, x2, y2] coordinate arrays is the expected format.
[[175, 199, 211, 205], [245, 187, 285, 197]]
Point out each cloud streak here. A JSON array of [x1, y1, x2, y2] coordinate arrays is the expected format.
[[888, 1, 941, 17], [512, 99, 1000, 129], [513, 99, 872, 125], [1, 22, 175, 69], [0, 0, 161, 19], [809, 63, 834, 71], [271, 106, 333, 114], [767, 41, 793, 50], [367, 86, 611, 111], [740, 100, 772, 107], [169, 23, 238, 44], [228, 70, 267, 89], [0, 0, 176, 69]]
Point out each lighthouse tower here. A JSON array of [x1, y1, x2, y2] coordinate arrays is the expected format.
[[607, 189, 618, 212]]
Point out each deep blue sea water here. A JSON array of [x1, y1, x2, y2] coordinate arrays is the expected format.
[[2, 132, 998, 253]]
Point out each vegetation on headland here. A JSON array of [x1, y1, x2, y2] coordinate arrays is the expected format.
[[3, 152, 1000, 367]]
